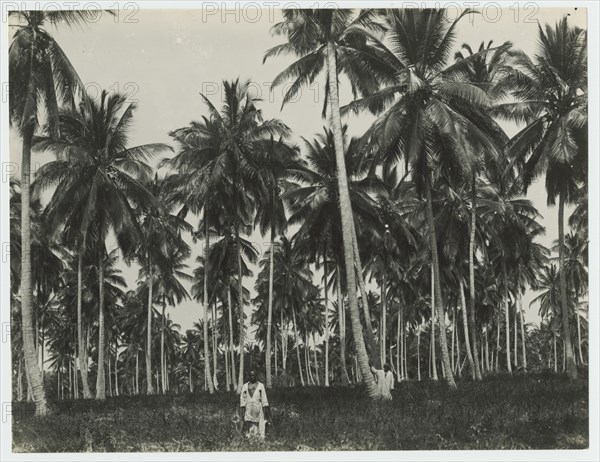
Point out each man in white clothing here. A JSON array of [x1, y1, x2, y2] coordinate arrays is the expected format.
[[239, 370, 271, 439], [370, 363, 393, 400]]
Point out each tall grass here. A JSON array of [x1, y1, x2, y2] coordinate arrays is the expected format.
[[12, 372, 588, 451]]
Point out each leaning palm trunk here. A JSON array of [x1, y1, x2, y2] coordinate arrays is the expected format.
[[77, 252, 92, 398], [292, 305, 305, 386], [501, 261, 512, 373], [146, 259, 154, 395], [326, 40, 378, 397], [459, 278, 476, 378], [351, 223, 380, 367], [558, 190, 578, 379], [424, 177, 456, 388], [468, 174, 483, 380], [236, 226, 245, 392], [266, 226, 275, 388], [20, 123, 49, 414], [96, 250, 106, 399], [336, 265, 350, 385], [203, 218, 215, 394]]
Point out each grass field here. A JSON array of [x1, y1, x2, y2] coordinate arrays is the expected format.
[[12, 372, 588, 452]]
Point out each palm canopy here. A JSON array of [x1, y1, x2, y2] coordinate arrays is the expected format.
[[33, 90, 170, 257], [265, 9, 384, 111], [344, 9, 506, 191], [492, 17, 587, 202]]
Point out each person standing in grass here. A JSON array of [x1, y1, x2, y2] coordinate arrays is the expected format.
[[239, 370, 271, 439], [370, 363, 394, 400]]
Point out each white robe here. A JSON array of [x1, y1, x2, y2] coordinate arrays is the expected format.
[[240, 381, 269, 438], [371, 367, 393, 400]]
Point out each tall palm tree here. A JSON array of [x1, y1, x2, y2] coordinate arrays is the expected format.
[[254, 139, 304, 388], [493, 17, 587, 379], [349, 9, 504, 388], [266, 9, 385, 396], [34, 90, 168, 399], [9, 10, 98, 414]]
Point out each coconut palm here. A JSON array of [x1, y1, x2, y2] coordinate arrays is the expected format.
[[493, 16, 587, 379], [346, 9, 508, 388], [34, 90, 168, 399], [254, 139, 304, 387], [9, 9, 100, 414], [266, 9, 388, 396]]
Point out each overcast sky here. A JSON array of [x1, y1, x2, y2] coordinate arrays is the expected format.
[[8, 6, 587, 335]]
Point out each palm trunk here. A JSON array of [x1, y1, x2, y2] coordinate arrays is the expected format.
[[501, 261, 512, 373], [203, 217, 215, 394], [518, 284, 527, 371], [424, 177, 455, 387], [323, 244, 330, 387], [77, 252, 92, 398], [227, 281, 236, 388], [266, 226, 275, 388], [235, 226, 245, 392], [212, 301, 218, 390], [20, 122, 49, 414], [313, 333, 320, 385], [396, 305, 401, 381], [459, 278, 476, 379], [145, 255, 154, 395], [403, 323, 408, 380], [513, 303, 518, 367], [161, 295, 166, 393], [292, 305, 305, 386], [281, 309, 287, 372], [381, 272, 387, 367], [558, 190, 578, 379], [351, 223, 379, 367], [417, 324, 421, 381], [468, 173, 483, 381], [96, 250, 106, 399], [485, 326, 490, 372], [135, 350, 139, 395], [336, 265, 350, 385], [430, 264, 438, 380], [451, 311, 455, 373], [576, 304, 584, 364], [553, 332, 557, 372], [495, 314, 500, 371], [326, 40, 377, 397], [305, 333, 314, 385]]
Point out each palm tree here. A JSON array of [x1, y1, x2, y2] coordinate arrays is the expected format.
[[267, 9, 386, 396], [349, 9, 504, 388], [254, 139, 304, 388], [9, 10, 98, 414], [34, 90, 168, 399], [493, 16, 587, 379]]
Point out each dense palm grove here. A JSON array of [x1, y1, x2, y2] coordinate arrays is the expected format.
[[9, 9, 588, 416]]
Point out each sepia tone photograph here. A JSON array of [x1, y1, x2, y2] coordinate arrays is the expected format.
[[1, 1, 597, 458]]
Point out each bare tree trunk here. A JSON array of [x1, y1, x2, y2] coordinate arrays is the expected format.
[[576, 304, 584, 364], [266, 226, 275, 388], [451, 311, 455, 373], [352, 223, 379, 368], [496, 315, 500, 371], [468, 173, 483, 381], [96, 250, 106, 399], [501, 261, 512, 373], [20, 122, 49, 414], [518, 284, 527, 371], [396, 305, 401, 381], [336, 265, 350, 385], [227, 281, 236, 388], [135, 350, 139, 395], [212, 301, 218, 390], [236, 226, 245, 392], [203, 217, 215, 394], [417, 324, 421, 381], [77, 252, 92, 398], [430, 264, 438, 381], [305, 333, 314, 385], [281, 309, 287, 372], [292, 305, 304, 386], [459, 279, 475, 379], [313, 333, 320, 385], [513, 303, 518, 368], [326, 40, 377, 397], [323, 246, 330, 387], [558, 190, 578, 379], [146, 256, 154, 395], [485, 326, 490, 372], [553, 332, 557, 372], [161, 296, 166, 393], [381, 271, 387, 367]]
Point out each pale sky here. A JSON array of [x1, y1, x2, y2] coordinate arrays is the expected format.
[[8, 6, 587, 335]]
